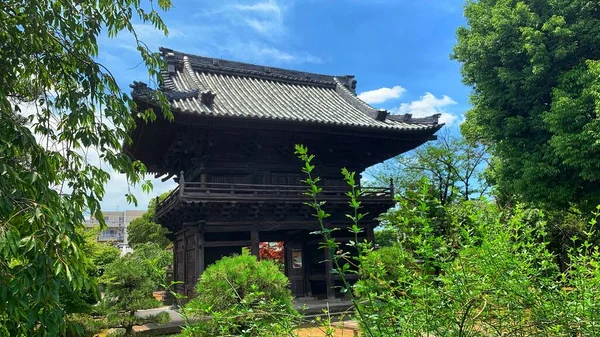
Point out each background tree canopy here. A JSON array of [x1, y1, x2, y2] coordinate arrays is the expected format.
[[0, 0, 171, 335], [127, 192, 172, 249], [453, 0, 600, 212], [367, 131, 489, 205]]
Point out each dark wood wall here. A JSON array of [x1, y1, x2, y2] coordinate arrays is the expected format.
[[160, 126, 367, 189], [172, 224, 374, 300]]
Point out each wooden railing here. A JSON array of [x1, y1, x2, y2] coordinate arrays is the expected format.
[[155, 171, 395, 216]]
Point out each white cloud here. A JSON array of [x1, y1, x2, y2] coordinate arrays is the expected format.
[[395, 92, 458, 125], [358, 85, 406, 104], [232, 0, 283, 15], [197, 0, 288, 39], [224, 42, 323, 64], [99, 1, 321, 68]]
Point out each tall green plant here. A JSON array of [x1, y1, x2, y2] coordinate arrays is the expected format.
[[296, 144, 600, 336], [295, 144, 381, 337]]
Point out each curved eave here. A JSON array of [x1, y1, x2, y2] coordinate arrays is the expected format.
[[133, 94, 443, 134]]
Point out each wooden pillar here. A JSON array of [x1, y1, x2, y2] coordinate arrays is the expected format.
[[251, 227, 260, 259], [195, 228, 205, 278], [179, 171, 185, 196], [324, 247, 335, 300], [173, 234, 178, 285], [366, 224, 375, 243], [182, 228, 188, 294]]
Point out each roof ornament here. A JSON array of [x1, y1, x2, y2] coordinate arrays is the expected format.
[[165, 52, 176, 74], [130, 81, 154, 99], [340, 76, 357, 94], [212, 59, 220, 67], [201, 90, 216, 106], [264, 67, 272, 73], [375, 109, 388, 121]]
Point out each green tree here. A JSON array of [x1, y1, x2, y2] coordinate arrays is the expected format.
[[60, 229, 121, 316], [101, 255, 169, 336], [368, 131, 489, 205], [0, 0, 171, 335], [129, 242, 172, 290], [368, 133, 488, 249], [127, 192, 171, 249], [453, 0, 600, 212], [374, 228, 400, 247]]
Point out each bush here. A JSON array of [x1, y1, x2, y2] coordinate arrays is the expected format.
[[181, 253, 299, 337], [64, 313, 105, 337], [355, 200, 600, 336], [354, 245, 414, 298], [295, 144, 600, 336], [100, 254, 168, 335], [373, 228, 400, 247]]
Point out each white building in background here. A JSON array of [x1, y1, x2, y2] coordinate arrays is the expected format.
[[85, 210, 145, 246]]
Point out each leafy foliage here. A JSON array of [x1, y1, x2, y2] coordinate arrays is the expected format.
[[356, 198, 600, 336], [100, 252, 170, 335], [295, 144, 382, 337], [0, 0, 172, 334], [182, 253, 299, 337], [64, 313, 106, 337], [127, 193, 171, 249], [453, 0, 600, 212], [298, 144, 600, 336], [128, 242, 172, 290], [373, 228, 400, 247], [368, 131, 489, 204]]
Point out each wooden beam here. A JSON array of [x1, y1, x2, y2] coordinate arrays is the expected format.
[[204, 240, 251, 248]]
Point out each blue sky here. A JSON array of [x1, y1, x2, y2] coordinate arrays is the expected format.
[[98, 0, 470, 211]]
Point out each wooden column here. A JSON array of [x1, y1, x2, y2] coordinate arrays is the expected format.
[[251, 227, 260, 259], [182, 228, 188, 295], [173, 233, 178, 287], [366, 224, 375, 243], [179, 171, 185, 196], [195, 227, 205, 278], [324, 247, 335, 300]]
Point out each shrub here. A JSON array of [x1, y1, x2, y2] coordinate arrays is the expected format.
[[354, 245, 414, 298], [296, 144, 600, 337], [181, 253, 299, 337], [64, 313, 105, 337], [356, 201, 600, 336], [100, 254, 169, 335], [373, 227, 400, 247]]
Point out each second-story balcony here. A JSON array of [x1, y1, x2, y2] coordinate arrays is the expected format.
[[155, 174, 395, 223]]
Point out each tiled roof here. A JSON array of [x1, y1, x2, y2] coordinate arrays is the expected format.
[[131, 48, 442, 132]]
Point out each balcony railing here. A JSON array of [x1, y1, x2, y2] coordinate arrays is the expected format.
[[155, 171, 394, 218]]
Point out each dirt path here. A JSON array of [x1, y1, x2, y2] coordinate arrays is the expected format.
[[295, 321, 359, 337]]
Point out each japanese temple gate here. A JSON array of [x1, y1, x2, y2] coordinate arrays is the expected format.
[[126, 47, 442, 299]]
